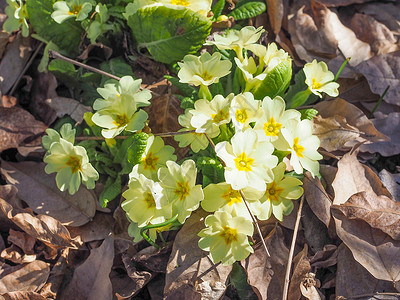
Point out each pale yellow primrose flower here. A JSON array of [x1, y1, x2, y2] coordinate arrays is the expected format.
[[253, 96, 301, 143], [44, 138, 99, 195], [198, 210, 254, 266], [178, 52, 232, 87], [230, 92, 263, 132], [205, 26, 265, 61], [122, 174, 171, 228], [92, 77, 151, 138], [303, 60, 339, 98], [174, 109, 211, 152], [158, 0, 212, 15], [274, 119, 323, 177], [258, 43, 291, 73], [216, 129, 278, 191], [158, 160, 204, 223], [51, 0, 93, 24], [42, 123, 76, 151], [190, 93, 234, 135], [201, 182, 263, 219], [251, 162, 303, 221], [130, 135, 177, 181], [3, 0, 29, 37]]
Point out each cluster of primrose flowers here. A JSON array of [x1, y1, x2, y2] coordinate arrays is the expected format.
[[3, 0, 29, 37]]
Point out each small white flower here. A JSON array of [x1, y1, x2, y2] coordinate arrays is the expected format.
[[230, 92, 263, 131], [51, 0, 94, 24], [215, 129, 278, 191], [274, 119, 323, 177], [303, 59, 339, 98]]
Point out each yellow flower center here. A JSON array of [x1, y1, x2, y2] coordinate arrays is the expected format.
[[292, 137, 305, 158], [198, 71, 213, 81], [113, 114, 130, 127], [175, 181, 190, 201], [66, 155, 82, 174], [234, 152, 254, 172], [68, 4, 82, 15], [219, 226, 238, 245], [266, 181, 284, 203], [211, 109, 229, 124], [263, 117, 282, 137], [144, 192, 156, 209], [222, 187, 242, 206], [142, 152, 159, 171], [171, 0, 190, 6], [311, 78, 322, 90], [235, 109, 248, 124]]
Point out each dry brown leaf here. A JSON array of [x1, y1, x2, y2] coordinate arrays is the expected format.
[[332, 191, 400, 240], [288, 244, 311, 300], [354, 51, 400, 105], [0, 185, 21, 232], [317, 0, 376, 6], [164, 209, 232, 300], [1, 245, 36, 264], [0, 33, 31, 95], [309, 244, 337, 269], [1, 95, 17, 108], [0, 31, 9, 59], [337, 76, 380, 103], [303, 172, 332, 229], [361, 112, 400, 156], [59, 235, 114, 300], [8, 229, 36, 255], [1, 161, 96, 227], [110, 270, 140, 300], [336, 243, 398, 298], [331, 151, 393, 206], [67, 212, 113, 244], [0, 107, 47, 152], [0, 261, 50, 293], [45, 96, 92, 123], [0, 198, 75, 248], [348, 13, 399, 55], [266, 0, 284, 35], [0, 291, 48, 300], [314, 98, 389, 151], [332, 208, 400, 282], [241, 225, 289, 300], [379, 169, 400, 202]]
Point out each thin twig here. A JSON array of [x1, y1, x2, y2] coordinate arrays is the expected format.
[[9, 42, 44, 96], [48, 50, 121, 81], [204, 132, 270, 257], [74, 130, 196, 141], [282, 195, 305, 300]]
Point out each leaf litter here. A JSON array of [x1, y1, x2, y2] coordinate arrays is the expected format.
[[0, 1, 400, 299]]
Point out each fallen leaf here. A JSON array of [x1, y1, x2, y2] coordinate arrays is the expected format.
[[164, 209, 232, 300], [314, 98, 389, 151], [1, 291, 48, 300], [0, 185, 21, 232], [336, 243, 398, 298], [0, 106, 47, 152], [67, 212, 113, 244], [121, 252, 153, 297], [332, 208, 400, 282], [331, 151, 393, 206], [361, 112, 400, 156], [1, 244, 36, 264], [333, 191, 400, 240], [379, 169, 400, 202], [132, 245, 171, 273], [1, 161, 96, 227], [0, 31, 9, 59], [316, 0, 376, 6], [354, 51, 400, 105], [348, 13, 399, 55], [337, 76, 380, 103], [241, 225, 289, 300], [110, 270, 140, 300], [45, 96, 92, 123], [147, 274, 165, 300], [7, 229, 36, 255], [0, 261, 50, 293], [59, 235, 114, 300], [1, 95, 17, 107], [309, 244, 337, 269], [266, 0, 284, 35], [288, 244, 311, 300], [0, 198, 75, 248], [303, 172, 332, 229], [0, 33, 31, 95]]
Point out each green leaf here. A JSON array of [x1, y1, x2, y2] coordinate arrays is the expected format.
[[48, 59, 80, 88], [114, 133, 148, 174], [165, 75, 197, 98], [26, 0, 84, 56], [229, 262, 258, 300], [212, 0, 225, 20], [177, 96, 195, 110], [229, 1, 266, 21], [196, 156, 225, 187], [299, 108, 318, 120], [127, 6, 212, 63], [99, 175, 122, 207], [248, 59, 292, 99], [100, 57, 135, 84]]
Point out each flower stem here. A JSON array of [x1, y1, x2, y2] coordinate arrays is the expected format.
[[199, 84, 212, 101], [334, 57, 351, 82]]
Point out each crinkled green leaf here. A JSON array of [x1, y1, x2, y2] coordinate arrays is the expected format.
[[196, 156, 225, 187], [229, 1, 266, 21], [248, 59, 292, 99], [165, 75, 197, 98], [114, 133, 148, 174], [299, 108, 318, 120], [212, 0, 225, 20], [48, 59, 80, 88], [99, 175, 121, 207], [100, 58, 135, 85], [285, 69, 318, 108], [229, 262, 258, 300], [127, 6, 212, 63], [26, 0, 83, 56]]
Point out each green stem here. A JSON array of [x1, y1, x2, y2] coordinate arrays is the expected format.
[[334, 57, 351, 82], [288, 89, 312, 109], [140, 214, 179, 249], [369, 85, 390, 119], [199, 84, 212, 101]]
